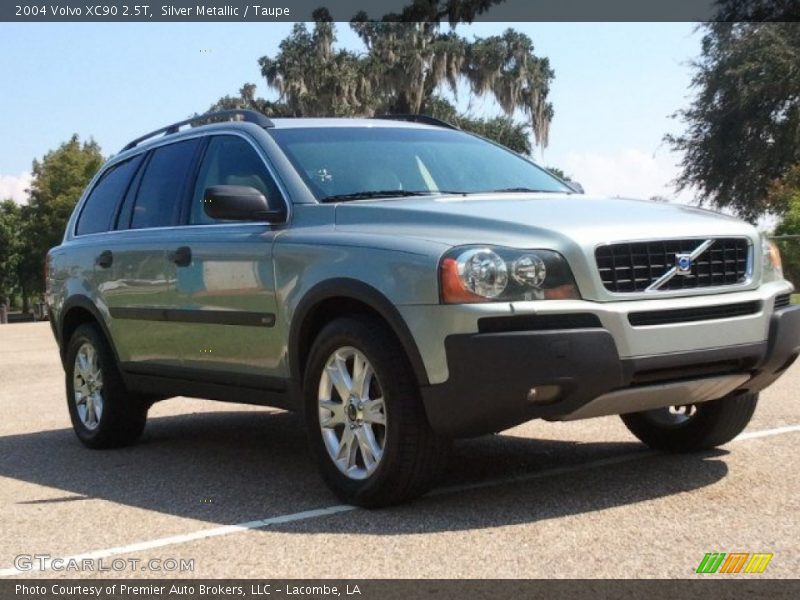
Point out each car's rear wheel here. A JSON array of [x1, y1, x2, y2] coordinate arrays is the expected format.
[[620, 392, 758, 453], [304, 316, 450, 507], [65, 323, 148, 448]]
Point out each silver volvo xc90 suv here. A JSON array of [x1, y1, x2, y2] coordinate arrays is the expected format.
[[46, 110, 800, 506]]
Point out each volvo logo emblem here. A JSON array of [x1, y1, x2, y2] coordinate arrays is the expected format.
[[675, 253, 693, 275], [646, 240, 715, 291]]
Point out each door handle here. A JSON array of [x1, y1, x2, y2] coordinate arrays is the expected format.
[[96, 250, 113, 269], [168, 246, 192, 267]]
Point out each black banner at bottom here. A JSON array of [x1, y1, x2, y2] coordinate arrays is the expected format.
[[5, 579, 800, 600]]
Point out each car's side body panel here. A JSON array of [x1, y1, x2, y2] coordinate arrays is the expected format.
[[95, 228, 184, 367], [169, 223, 285, 380]]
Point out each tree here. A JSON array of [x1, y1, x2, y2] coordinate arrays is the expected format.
[[545, 167, 569, 180], [460, 29, 554, 148], [209, 83, 289, 116], [0, 199, 21, 302], [424, 95, 531, 154], [771, 163, 800, 287], [714, 0, 800, 21], [229, 10, 554, 153], [17, 136, 103, 310], [357, 0, 503, 24], [667, 22, 800, 223], [259, 14, 375, 117]]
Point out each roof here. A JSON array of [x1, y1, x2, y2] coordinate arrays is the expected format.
[[269, 117, 439, 129], [114, 111, 453, 159]]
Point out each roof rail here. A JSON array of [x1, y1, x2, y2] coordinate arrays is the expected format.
[[373, 114, 459, 130], [121, 109, 274, 152]]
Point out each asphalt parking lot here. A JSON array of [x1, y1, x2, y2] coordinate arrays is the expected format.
[[1, 322, 798, 579]]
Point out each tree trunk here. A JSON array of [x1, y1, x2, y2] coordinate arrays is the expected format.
[[391, 94, 413, 114]]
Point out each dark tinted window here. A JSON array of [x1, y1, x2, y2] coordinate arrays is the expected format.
[[76, 155, 143, 235], [190, 135, 281, 225], [131, 139, 201, 229]]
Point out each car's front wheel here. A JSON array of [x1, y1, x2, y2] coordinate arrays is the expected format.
[[620, 392, 758, 453], [304, 316, 450, 507], [65, 323, 148, 449]]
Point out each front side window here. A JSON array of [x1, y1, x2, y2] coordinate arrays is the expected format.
[[130, 139, 202, 229], [76, 155, 143, 235], [190, 135, 281, 225], [269, 127, 571, 201]]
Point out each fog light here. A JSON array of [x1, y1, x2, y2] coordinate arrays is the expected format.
[[527, 385, 561, 405]]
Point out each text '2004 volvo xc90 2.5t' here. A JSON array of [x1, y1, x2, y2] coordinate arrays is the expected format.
[[46, 110, 800, 506]]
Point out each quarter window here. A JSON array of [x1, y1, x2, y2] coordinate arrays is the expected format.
[[131, 139, 202, 229], [76, 155, 143, 235], [190, 136, 281, 225]]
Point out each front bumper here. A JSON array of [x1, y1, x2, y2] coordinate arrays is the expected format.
[[421, 303, 800, 438]]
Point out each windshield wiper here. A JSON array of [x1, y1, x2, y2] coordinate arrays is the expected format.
[[320, 190, 443, 203], [485, 187, 561, 194]]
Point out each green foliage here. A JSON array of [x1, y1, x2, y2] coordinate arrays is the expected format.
[[461, 29, 554, 148], [208, 83, 290, 117], [667, 23, 800, 223], [544, 166, 568, 180], [768, 163, 800, 215], [714, 0, 800, 21], [17, 135, 104, 302], [220, 11, 554, 153], [260, 15, 374, 117], [349, 20, 466, 116], [459, 116, 531, 155], [773, 164, 800, 287], [424, 96, 531, 154], [0, 199, 21, 300], [359, 0, 502, 24]]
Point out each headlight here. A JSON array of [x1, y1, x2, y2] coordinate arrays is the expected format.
[[439, 246, 580, 303], [761, 236, 783, 280]]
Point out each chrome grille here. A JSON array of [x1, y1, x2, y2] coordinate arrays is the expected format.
[[595, 238, 750, 293]]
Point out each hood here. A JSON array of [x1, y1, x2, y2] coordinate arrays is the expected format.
[[333, 193, 757, 249]]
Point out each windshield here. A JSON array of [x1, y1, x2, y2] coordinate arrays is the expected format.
[[269, 126, 572, 201]]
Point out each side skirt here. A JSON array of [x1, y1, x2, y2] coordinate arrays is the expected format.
[[119, 363, 300, 411]]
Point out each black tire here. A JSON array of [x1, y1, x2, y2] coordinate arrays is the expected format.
[[65, 323, 148, 449], [303, 316, 450, 507], [620, 392, 758, 453]]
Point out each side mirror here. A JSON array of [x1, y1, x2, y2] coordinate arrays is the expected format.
[[203, 185, 285, 223]]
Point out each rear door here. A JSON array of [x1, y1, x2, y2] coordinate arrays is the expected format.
[[98, 138, 204, 371], [73, 153, 144, 349], [170, 134, 287, 387]]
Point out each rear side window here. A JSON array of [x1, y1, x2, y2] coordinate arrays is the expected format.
[[76, 155, 143, 235], [190, 135, 282, 225], [131, 139, 202, 229]]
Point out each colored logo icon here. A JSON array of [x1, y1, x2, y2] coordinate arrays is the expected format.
[[696, 552, 773, 574]]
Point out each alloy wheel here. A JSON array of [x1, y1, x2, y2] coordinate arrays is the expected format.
[[318, 346, 387, 480], [73, 342, 104, 430]]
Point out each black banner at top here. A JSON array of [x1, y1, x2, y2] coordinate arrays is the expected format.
[[3, 0, 800, 23]]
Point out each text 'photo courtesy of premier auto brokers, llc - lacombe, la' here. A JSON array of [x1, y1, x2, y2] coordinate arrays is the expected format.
[[15, 583, 361, 596]]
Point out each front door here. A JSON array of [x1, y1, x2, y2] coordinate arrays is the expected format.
[[171, 134, 287, 388]]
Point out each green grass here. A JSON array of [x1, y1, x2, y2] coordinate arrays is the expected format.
[[792, 294, 800, 305]]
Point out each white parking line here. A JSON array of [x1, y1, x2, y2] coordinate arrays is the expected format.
[[0, 505, 357, 577], [2, 423, 799, 578], [735, 424, 800, 440]]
